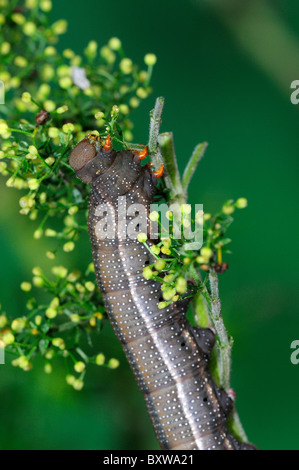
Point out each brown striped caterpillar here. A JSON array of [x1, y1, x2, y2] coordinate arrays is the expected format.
[[69, 135, 255, 450]]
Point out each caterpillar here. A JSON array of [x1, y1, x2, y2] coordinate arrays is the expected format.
[[69, 135, 255, 451]]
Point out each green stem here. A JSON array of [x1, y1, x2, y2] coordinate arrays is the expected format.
[[208, 269, 232, 391]]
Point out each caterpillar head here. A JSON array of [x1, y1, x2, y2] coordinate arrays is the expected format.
[[69, 136, 158, 201], [69, 135, 116, 184]]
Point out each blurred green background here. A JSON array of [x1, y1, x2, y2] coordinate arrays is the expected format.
[[1, 0, 299, 450]]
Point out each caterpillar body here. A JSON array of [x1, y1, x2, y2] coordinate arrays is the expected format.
[[69, 136, 254, 451]]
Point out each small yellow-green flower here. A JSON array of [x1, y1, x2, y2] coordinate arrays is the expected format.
[[136, 87, 148, 99], [2, 330, 15, 345], [42, 65, 55, 81], [14, 56, 28, 67], [33, 229, 43, 240], [154, 259, 166, 271], [20, 281, 32, 292], [44, 46, 56, 56], [144, 53, 157, 66], [175, 277, 187, 294], [25, 0, 38, 8], [143, 266, 153, 280], [48, 127, 60, 138], [158, 302, 167, 310], [120, 58, 133, 74], [222, 204, 235, 215], [85, 40, 98, 58], [46, 251, 56, 260], [151, 245, 160, 256], [161, 246, 171, 256], [129, 97, 140, 108], [59, 77, 72, 89], [23, 22, 36, 36], [66, 374, 76, 386], [62, 122, 74, 133], [26, 146, 38, 160], [74, 361, 85, 373], [70, 314, 80, 323], [10, 77, 20, 88], [100, 46, 115, 64], [12, 13, 25, 25], [96, 353, 105, 365], [0, 161, 7, 174], [108, 37, 122, 50], [85, 281, 95, 292], [32, 267, 42, 276], [28, 178, 39, 190], [75, 283, 85, 293], [52, 337, 65, 349], [63, 49, 75, 59], [40, 0, 52, 12], [163, 288, 176, 301], [95, 111, 104, 120], [119, 104, 129, 115], [137, 232, 147, 243], [13, 355, 32, 371], [1, 42, 10, 55], [201, 247, 213, 260], [46, 308, 57, 319], [45, 350, 55, 360], [0, 315, 7, 328], [44, 100, 56, 112], [57, 65, 71, 77], [203, 213, 211, 221], [50, 297, 60, 309], [108, 358, 119, 369], [56, 105, 68, 114], [149, 211, 159, 222], [52, 19, 68, 35], [68, 206, 78, 215], [35, 315, 42, 326], [63, 241, 75, 252], [73, 379, 84, 390], [11, 317, 26, 332], [33, 276, 44, 287], [52, 266, 68, 278], [236, 198, 248, 209], [0, 120, 8, 135], [162, 238, 171, 249]]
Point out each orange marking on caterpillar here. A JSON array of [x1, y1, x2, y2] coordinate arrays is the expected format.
[[104, 135, 112, 151], [153, 163, 164, 179], [138, 145, 147, 160]]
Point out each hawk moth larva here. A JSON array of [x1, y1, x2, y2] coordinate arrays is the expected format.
[[69, 135, 255, 450]]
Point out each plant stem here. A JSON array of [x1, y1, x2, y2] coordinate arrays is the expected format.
[[148, 97, 250, 443], [208, 268, 232, 391]]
